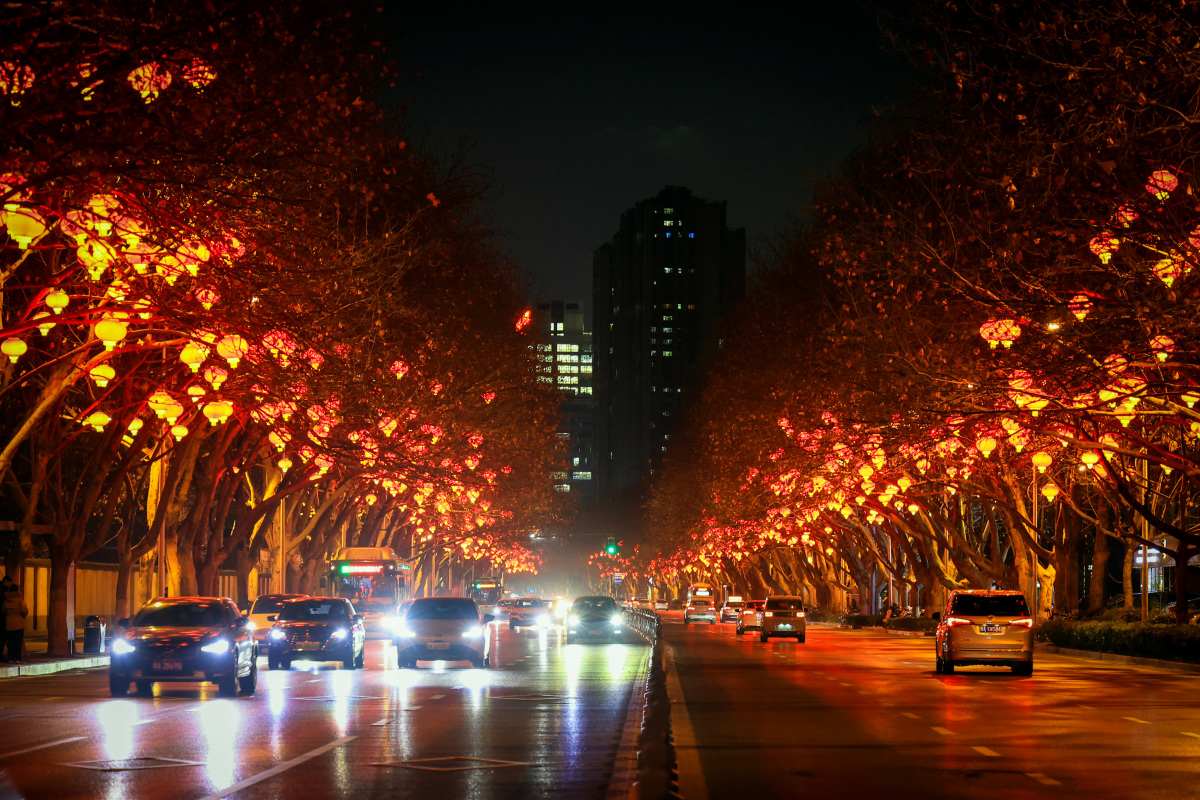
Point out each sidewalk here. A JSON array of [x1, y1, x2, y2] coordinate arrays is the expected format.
[[0, 630, 110, 679]]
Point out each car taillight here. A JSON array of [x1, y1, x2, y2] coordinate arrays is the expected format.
[[707, 606, 715, 611], [1008, 617, 1034, 628], [945, 616, 972, 628], [764, 611, 774, 617], [797, 611, 806, 617]]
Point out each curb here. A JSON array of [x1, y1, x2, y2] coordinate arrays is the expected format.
[[883, 629, 934, 638], [1034, 643, 1200, 674], [0, 655, 109, 679]]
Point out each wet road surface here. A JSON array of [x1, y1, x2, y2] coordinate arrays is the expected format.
[[666, 615, 1200, 800], [0, 624, 648, 800]]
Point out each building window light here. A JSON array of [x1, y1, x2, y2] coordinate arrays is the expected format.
[[689, 232, 694, 238], [664, 207, 673, 213], [572, 472, 592, 481], [662, 350, 673, 357], [663, 327, 673, 333], [555, 484, 571, 493], [580, 386, 593, 395], [665, 232, 671, 238]]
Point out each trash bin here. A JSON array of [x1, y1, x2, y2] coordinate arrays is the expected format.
[[83, 615, 106, 654]]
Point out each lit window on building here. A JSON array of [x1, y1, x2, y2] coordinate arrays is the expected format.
[[552, 471, 567, 480], [538, 376, 553, 383], [557, 354, 578, 363], [664, 207, 673, 213], [662, 350, 673, 357], [560, 365, 579, 374], [557, 375, 579, 385], [555, 484, 571, 493], [581, 365, 592, 374], [663, 327, 673, 333], [572, 472, 593, 481], [581, 354, 592, 364], [573, 457, 581, 467], [580, 386, 594, 395], [556, 344, 571, 352], [664, 220, 673, 226]]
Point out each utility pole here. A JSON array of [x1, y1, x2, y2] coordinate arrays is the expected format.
[[1141, 459, 1149, 622]]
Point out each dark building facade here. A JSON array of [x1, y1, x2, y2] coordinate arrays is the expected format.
[[535, 300, 596, 506], [593, 186, 746, 499]]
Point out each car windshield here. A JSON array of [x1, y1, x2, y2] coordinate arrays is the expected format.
[[251, 596, 301, 614], [950, 594, 1029, 616], [133, 601, 230, 628], [407, 598, 479, 621], [766, 599, 804, 611], [515, 599, 544, 608], [748, 602, 765, 610], [574, 597, 617, 614], [280, 600, 351, 621]]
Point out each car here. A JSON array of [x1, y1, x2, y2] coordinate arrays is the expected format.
[[719, 596, 744, 623], [736, 600, 765, 635], [247, 594, 308, 643], [759, 596, 806, 642], [394, 596, 493, 668], [934, 590, 1034, 675], [566, 596, 623, 643], [508, 597, 552, 630], [497, 598, 516, 617], [265, 597, 366, 670], [654, 599, 669, 611], [109, 596, 257, 697], [684, 597, 717, 624], [632, 597, 653, 611]]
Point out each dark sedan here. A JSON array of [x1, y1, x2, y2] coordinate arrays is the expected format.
[[266, 597, 366, 670], [109, 596, 257, 697], [566, 596, 624, 643]]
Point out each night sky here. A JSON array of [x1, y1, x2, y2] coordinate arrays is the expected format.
[[393, 2, 910, 315]]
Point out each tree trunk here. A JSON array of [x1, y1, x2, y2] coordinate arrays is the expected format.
[[1174, 543, 1193, 625], [115, 551, 134, 622], [1087, 532, 1111, 614], [46, 548, 74, 656], [176, 534, 198, 596], [1054, 505, 1080, 614], [1122, 539, 1134, 609], [196, 559, 220, 597]]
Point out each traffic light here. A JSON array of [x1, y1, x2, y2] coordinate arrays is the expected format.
[[605, 537, 619, 556]]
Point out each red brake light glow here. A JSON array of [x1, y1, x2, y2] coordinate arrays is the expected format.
[[944, 616, 972, 628], [1009, 617, 1034, 628]]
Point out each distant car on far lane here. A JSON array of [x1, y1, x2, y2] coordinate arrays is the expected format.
[[509, 598, 551, 630], [720, 596, 744, 623], [395, 596, 493, 669], [654, 599, 669, 611], [566, 596, 623, 643], [684, 596, 717, 625], [759, 596, 806, 643], [247, 594, 308, 643], [736, 600, 765, 635], [934, 590, 1034, 675]]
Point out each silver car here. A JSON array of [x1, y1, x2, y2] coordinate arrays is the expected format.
[[736, 600, 765, 635], [759, 596, 806, 642], [934, 590, 1034, 675], [394, 596, 493, 668]]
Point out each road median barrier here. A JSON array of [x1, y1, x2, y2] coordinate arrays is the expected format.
[[622, 607, 678, 799]]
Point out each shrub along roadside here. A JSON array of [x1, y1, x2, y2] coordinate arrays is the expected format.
[[883, 617, 938, 634], [1037, 620, 1200, 664]]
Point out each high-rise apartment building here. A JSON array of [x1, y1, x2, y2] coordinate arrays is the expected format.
[[534, 300, 596, 506], [593, 186, 746, 499]]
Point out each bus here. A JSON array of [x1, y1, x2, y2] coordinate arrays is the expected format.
[[467, 576, 504, 616], [327, 546, 410, 638]]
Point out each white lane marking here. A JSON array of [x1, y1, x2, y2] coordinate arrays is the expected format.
[[901, 712, 920, 719], [197, 736, 356, 800], [932, 727, 954, 736], [1165, 688, 1183, 693], [430, 694, 445, 700], [839, 682, 853, 687], [38, 696, 63, 702], [1077, 705, 1096, 710], [665, 644, 709, 800], [973, 746, 1000, 757], [307, 679, 322, 683], [1027, 773, 1061, 786], [1123, 717, 1150, 724], [1181, 732, 1200, 739], [0, 737, 85, 759]]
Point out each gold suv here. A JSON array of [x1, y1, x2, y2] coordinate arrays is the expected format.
[[759, 596, 806, 643], [934, 590, 1034, 675]]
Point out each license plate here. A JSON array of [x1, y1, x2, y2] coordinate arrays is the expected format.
[[426, 642, 450, 650], [154, 660, 183, 672], [979, 624, 1002, 634], [295, 642, 319, 650], [777, 624, 793, 631]]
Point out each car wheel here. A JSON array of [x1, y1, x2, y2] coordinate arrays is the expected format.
[[355, 648, 365, 669], [483, 653, 491, 668], [935, 656, 943, 674], [343, 649, 355, 670], [509, 621, 516, 631], [709, 619, 716, 625], [797, 635, 805, 643], [218, 673, 238, 696], [942, 659, 955, 674], [471, 655, 485, 669], [1013, 662, 1033, 676], [109, 673, 130, 697], [239, 658, 257, 695], [760, 632, 769, 643], [683, 617, 690, 625], [280, 658, 291, 670], [268, 654, 280, 670], [565, 634, 574, 644], [135, 680, 153, 696], [736, 624, 743, 635]]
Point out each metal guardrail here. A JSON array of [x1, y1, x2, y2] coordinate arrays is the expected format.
[[622, 607, 679, 799]]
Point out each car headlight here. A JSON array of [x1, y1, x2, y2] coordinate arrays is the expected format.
[[111, 638, 135, 655], [569, 614, 580, 625], [611, 615, 623, 627], [462, 627, 483, 639], [330, 629, 348, 640], [201, 638, 232, 654], [384, 615, 403, 632], [244, 620, 257, 630], [269, 628, 287, 641]]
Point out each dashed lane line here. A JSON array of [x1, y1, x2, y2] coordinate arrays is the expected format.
[[0, 737, 85, 760], [1027, 773, 1061, 786], [196, 736, 356, 800], [1122, 717, 1150, 724], [931, 727, 954, 736], [901, 712, 920, 719], [1182, 732, 1200, 739], [430, 694, 446, 700], [972, 746, 1000, 757]]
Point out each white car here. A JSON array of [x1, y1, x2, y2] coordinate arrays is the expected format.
[[684, 598, 717, 624], [508, 598, 552, 630], [394, 596, 493, 668], [246, 594, 308, 643], [759, 596, 806, 642]]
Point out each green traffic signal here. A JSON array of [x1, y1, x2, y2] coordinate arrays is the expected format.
[[605, 537, 619, 555]]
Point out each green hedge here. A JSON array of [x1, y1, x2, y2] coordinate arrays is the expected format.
[[841, 614, 885, 628], [883, 617, 938, 633], [1037, 620, 1200, 664], [805, 612, 842, 623]]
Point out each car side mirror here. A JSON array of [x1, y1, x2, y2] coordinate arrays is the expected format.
[[235, 617, 250, 628], [267, 615, 277, 623], [482, 614, 495, 624], [932, 612, 941, 622], [117, 617, 130, 628], [355, 614, 364, 623]]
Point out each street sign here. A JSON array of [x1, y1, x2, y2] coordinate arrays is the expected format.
[[612, 573, 624, 583]]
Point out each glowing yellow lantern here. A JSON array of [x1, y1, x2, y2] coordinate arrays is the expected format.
[[170, 424, 188, 441], [89, 364, 116, 387], [194, 287, 219, 310], [127, 62, 172, 102], [1150, 335, 1175, 362], [148, 391, 175, 418], [1153, 254, 1186, 288], [975, 436, 998, 457], [216, 334, 248, 368], [1041, 482, 1060, 502], [202, 400, 231, 426], [1068, 294, 1092, 321], [1031, 451, 1053, 473], [77, 240, 117, 280], [93, 318, 128, 351], [187, 385, 206, 403], [1182, 392, 1200, 409], [980, 318, 1022, 349], [44, 289, 69, 315], [1115, 409, 1136, 428], [156, 254, 185, 285], [278, 456, 293, 471], [1088, 234, 1118, 264], [32, 311, 54, 336], [1080, 451, 1101, 469], [2, 207, 47, 248], [85, 411, 110, 432], [127, 419, 143, 434], [203, 365, 227, 389], [1, 337, 26, 363], [1146, 169, 1178, 200], [180, 343, 206, 372]]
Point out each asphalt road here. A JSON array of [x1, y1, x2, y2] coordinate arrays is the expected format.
[[665, 614, 1200, 800], [0, 624, 648, 800]]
